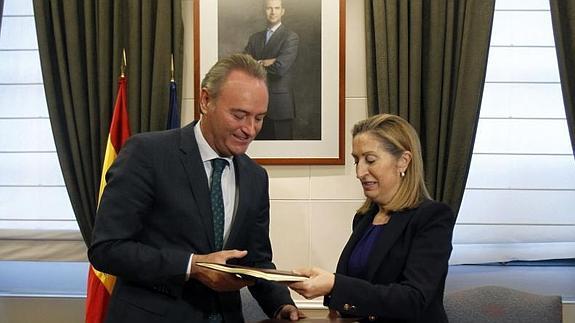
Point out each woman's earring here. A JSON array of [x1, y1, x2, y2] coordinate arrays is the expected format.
[[400, 171, 405, 177]]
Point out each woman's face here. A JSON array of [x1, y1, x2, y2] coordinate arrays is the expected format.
[[352, 133, 408, 206]]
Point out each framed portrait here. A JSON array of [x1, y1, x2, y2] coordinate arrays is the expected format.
[[194, 0, 345, 165]]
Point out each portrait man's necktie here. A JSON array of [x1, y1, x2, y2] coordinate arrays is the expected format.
[[210, 158, 227, 250], [265, 28, 273, 44]]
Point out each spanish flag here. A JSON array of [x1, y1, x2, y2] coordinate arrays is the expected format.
[[85, 74, 130, 323]]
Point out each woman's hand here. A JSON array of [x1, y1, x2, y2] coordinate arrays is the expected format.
[[288, 267, 335, 299]]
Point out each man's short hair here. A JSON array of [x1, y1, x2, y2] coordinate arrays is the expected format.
[[201, 53, 267, 99]]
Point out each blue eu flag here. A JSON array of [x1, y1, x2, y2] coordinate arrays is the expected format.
[[166, 80, 180, 129]]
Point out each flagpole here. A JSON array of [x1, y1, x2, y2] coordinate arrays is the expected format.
[[121, 48, 127, 78], [170, 54, 175, 82]]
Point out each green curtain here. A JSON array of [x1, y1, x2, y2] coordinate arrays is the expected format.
[[33, 0, 183, 246], [550, 0, 575, 157], [365, 0, 494, 215]]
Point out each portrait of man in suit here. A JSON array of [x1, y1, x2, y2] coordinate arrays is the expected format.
[[245, 0, 299, 140], [218, 0, 322, 141]]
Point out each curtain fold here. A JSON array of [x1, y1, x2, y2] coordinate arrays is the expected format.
[[33, 0, 183, 246], [365, 0, 494, 215], [0, 0, 4, 34], [550, 0, 575, 157]]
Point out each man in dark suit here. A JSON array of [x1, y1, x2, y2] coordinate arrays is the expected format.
[[88, 54, 302, 322], [245, 0, 299, 140]]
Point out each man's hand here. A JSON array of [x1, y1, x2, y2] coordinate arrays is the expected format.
[[259, 58, 276, 67], [275, 304, 306, 321], [190, 249, 253, 292]]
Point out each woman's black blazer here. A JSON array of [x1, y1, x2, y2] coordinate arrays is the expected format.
[[324, 199, 456, 323]]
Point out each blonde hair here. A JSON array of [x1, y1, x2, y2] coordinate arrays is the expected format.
[[200, 53, 267, 100], [352, 114, 431, 214]]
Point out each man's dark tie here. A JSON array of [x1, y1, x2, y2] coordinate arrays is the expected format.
[[210, 158, 227, 251]]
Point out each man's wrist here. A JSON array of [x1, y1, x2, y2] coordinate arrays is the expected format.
[[186, 253, 194, 281], [188, 253, 207, 279]]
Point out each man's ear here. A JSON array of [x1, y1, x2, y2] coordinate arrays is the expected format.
[[398, 151, 412, 172], [199, 88, 211, 115]]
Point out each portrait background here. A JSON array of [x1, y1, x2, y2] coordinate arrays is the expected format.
[[217, 0, 322, 140]]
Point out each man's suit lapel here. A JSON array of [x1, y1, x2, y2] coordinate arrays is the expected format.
[[178, 121, 215, 250], [224, 155, 250, 248], [253, 30, 267, 56], [265, 24, 285, 49]]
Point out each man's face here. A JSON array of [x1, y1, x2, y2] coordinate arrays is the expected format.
[[265, 0, 285, 26], [200, 70, 268, 157]]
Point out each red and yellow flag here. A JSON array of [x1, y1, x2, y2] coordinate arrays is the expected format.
[[85, 75, 130, 323]]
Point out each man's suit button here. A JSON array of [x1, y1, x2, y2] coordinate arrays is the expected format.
[[368, 315, 377, 321]]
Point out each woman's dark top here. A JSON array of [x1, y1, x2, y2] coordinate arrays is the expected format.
[[348, 224, 386, 279]]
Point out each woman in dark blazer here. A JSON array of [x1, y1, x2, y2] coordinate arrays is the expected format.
[[289, 114, 456, 322]]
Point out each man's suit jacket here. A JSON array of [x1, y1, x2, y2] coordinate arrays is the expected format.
[[245, 24, 299, 120], [88, 122, 293, 323], [324, 200, 455, 323]]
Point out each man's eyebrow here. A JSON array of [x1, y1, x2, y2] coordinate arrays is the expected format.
[[230, 108, 247, 113], [230, 108, 266, 116]]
